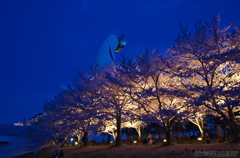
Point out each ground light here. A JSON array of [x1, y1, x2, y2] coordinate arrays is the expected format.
[[133, 141, 137, 145]]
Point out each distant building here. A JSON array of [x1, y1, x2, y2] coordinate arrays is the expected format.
[[0, 113, 45, 157], [13, 122, 24, 126]]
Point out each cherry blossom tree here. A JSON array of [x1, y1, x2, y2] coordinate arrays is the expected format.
[[122, 120, 145, 141], [28, 71, 103, 151], [93, 64, 139, 146], [118, 51, 187, 145], [28, 91, 78, 152], [169, 14, 240, 143], [185, 105, 212, 139]]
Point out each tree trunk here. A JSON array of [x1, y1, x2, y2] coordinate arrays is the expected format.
[[82, 131, 88, 146], [136, 127, 141, 142], [107, 133, 111, 146], [229, 120, 239, 143], [115, 118, 122, 146], [164, 121, 172, 145], [220, 111, 240, 143], [198, 126, 205, 143], [165, 130, 171, 145]]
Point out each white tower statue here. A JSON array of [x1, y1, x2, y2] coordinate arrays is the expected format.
[[96, 34, 126, 69]]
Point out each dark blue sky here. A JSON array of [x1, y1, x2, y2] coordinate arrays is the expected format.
[[0, 0, 239, 124]]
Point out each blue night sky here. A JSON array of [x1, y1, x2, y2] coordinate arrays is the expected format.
[[0, 0, 239, 124]]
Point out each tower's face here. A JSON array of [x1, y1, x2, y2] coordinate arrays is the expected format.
[[115, 37, 126, 53], [96, 34, 126, 68]]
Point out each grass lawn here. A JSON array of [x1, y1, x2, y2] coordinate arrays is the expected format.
[[16, 143, 240, 158]]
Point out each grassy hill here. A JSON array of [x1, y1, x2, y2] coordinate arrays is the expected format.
[[16, 143, 240, 158]]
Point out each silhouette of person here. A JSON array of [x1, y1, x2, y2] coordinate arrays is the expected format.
[[59, 150, 64, 158]]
